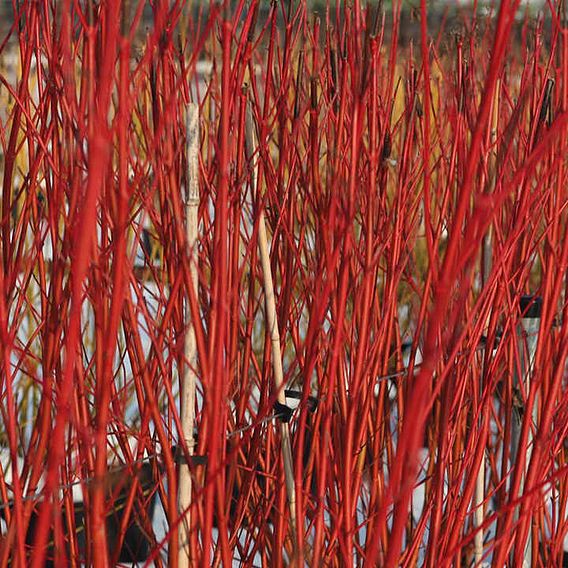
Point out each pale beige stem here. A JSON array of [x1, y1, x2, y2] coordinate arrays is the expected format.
[[245, 105, 298, 551], [178, 103, 199, 568]]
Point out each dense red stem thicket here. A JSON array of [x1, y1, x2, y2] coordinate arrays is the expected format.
[[0, 0, 568, 565]]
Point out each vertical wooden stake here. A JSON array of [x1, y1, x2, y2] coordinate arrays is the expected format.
[[244, 104, 298, 557], [512, 296, 541, 568], [178, 102, 199, 568]]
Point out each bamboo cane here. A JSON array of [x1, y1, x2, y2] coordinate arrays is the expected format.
[[512, 296, 541, 568], [178, 102, 200, 568], [244, 103, 298, 556]]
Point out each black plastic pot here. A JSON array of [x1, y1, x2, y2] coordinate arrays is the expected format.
[[2, 460, 159, 565]]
